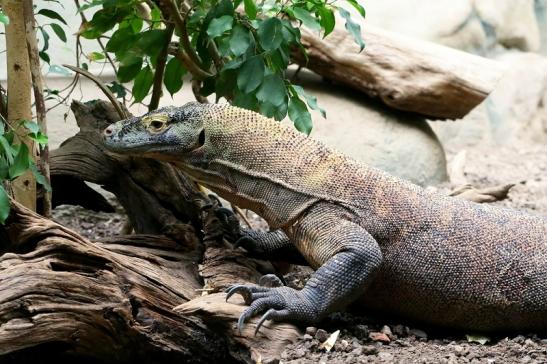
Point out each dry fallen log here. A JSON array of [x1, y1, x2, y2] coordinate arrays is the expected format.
[[0, 201, 299, 363], [295, 24, 504, 120]]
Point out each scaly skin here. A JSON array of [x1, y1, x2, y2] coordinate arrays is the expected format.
[[103, 102, 547, 333]]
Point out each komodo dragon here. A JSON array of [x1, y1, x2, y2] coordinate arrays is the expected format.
[[103, 102, 547, 334]]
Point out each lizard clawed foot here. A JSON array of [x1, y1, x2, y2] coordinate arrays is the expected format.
[[225, 284, 316, 335]]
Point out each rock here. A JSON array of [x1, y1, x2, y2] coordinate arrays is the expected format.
[[305, 326, 318, 336], [353, 324, 369, 339], [475, 0, 540, 52], [392, 324, 409, 337], [302, 334, 313, 341], [409, 328, 428, 340], [380, 325, 393, 339], [431, 52, 547, 153], [369, 332, 391, 344], [361, 345, 379, 355], [298, 71, 448, 186], [378, 352, 394, 361], [314, 329, 329, 343], [355, 0, 541, 52]]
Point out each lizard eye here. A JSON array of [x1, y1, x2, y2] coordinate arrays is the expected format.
[[149, 119, 167, 132]]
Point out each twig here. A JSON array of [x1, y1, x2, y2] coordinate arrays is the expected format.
[[230, 204, 252, 228], [191, 79, 208, 103], [149, 24, 175, 111], [62, 64, 128, 120], [23, 0, 51, 217], [171, 47, 213, 80]]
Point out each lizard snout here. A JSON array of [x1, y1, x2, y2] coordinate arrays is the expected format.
[[103, 125, 115, 137]]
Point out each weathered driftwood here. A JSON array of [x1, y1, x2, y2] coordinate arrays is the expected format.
[[0, 100, 300, 363], [294, 24, 504, 120], [0, 200, 299, 363]]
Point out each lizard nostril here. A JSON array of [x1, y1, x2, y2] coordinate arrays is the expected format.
[[104, 125, 114, 137]]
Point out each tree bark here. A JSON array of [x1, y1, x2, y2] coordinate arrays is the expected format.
[[23, 0, 51, 217], [294, 24, 504, 120], [2, 0, 36, 210]]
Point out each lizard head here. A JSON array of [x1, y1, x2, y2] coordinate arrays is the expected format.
[[102, 102, 207, 160]]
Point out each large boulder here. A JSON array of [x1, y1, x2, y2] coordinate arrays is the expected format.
[[361, 0, 541, 53], [297, 72, 448, 186], [430, 52, 547, 149]]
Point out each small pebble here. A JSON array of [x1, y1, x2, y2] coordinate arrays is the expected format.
[[378, 352, 394, 361], [306, 326, 317, 336], [302, 334, 313, 341], [392, 324, 407, 337], [381, 325, 393, 338], [409, 328, 428, 340], [354, 324, 369, 339], [369, 332, 391, 344], [361, 345, 379, 355], [315, 329, 329, 343]]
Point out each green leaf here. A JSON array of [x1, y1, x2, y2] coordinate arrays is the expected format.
[[135, 29, 169, 59], [237, 56, 265, 93], [23, 121, 40, 135], [260, 100, 288, 121], [49, 23, 66, 42], [30, 163, 51, 192], [132, 66, 154, 102], [117, 56, 142, 82], [291, 85, 326, 118], [37, 9, 67, 25], [466, 335, 490, 345], [77, 0, 105, 12], [318, 6, 335, 37], [164, 57, 186, 96], [256, 74, 286, 106], [347, 0, 366, 18], [207, 15, 233, 39], [0, 10, 9, 25], [233, 91, 258, 111], [338, 8, 365, 51], [257, 18, 284, 52], [39, 26, 50, 52], [243, 0, 257, 20], [48, 64, 71, 76], [8, 144, 30, 180], [0, 136, 14, 164], [87, 51, 105, 61], [292, 7, 321, 32], [39, 51, 50, 64], [0, 185, 9, 224], [106, 27, 135, 53], [229, 24, 251, 56], [107, 81, 127, 98], [288, 96, 312, 134]]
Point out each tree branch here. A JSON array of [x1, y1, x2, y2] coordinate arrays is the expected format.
[[149, 24, 175, 111], [62, 64, 128, 120]]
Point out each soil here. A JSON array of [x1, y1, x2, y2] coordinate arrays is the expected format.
[[51, 141, 547, 363]]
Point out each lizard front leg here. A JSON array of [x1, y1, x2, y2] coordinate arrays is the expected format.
[[226, 204, 382, 333], [235, 229, 308, 265]]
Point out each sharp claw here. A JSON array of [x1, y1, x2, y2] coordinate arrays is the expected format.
[[255, 308, 275, 336], [237, 311, 249, 333], [225, 285, 253, 304], [214, 207, 234, 219]]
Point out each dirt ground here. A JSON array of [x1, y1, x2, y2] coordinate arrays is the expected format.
[[52, 139, 547, 363]]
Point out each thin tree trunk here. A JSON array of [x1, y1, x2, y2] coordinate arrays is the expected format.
[[2, 0, 36, 211], [23, 0, 51, 217]]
